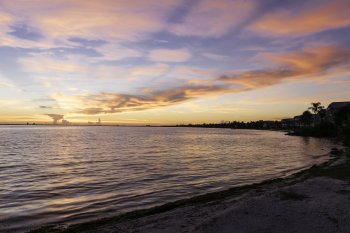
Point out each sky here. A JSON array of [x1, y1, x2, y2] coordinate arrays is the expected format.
[[0, 0, 350, 125]]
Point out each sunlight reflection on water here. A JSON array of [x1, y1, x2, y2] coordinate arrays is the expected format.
[[0, 126, 336, 232]]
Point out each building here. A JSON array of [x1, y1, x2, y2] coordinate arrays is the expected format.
[[62, 119, 70, 125], [327, 102, 350, 112], [326, 101, 350, 122]]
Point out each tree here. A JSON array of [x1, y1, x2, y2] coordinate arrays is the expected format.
[[318, 108, 327, 119], [308, 102, 325, 115], [300, 110, 313, 126]]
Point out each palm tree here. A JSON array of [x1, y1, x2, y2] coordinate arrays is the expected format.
[[308, 102, 325, 115]]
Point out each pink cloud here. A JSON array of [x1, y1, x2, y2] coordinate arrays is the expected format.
[[249, 0, 350, 37], [220, 46, 350, 88], [1, 0, 183, 43]]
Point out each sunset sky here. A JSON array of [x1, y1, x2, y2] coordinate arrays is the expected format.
[[0, 0, 350, 124]]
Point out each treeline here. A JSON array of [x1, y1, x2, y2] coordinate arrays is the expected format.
[[175, 102, 350, 144], [296, 103, 350, 144], [175, 121, 281, 129]]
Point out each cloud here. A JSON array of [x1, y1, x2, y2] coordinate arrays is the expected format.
[[40, 105, 56, 109], [0, 10, 63, 49], [0, 11, 12, 31], [0, 11, 15, 46], [202, 53, 228, 61], [9, 23, 43, 41], [220, 46, 350, 88], [149, 48, 192, 62], [46, 114, 64, 123], [0, 73, 22, 92], [173, 66, 214, 77], [77, 84, 232, 114], [53, 45, 350, 115], [129, 63, 169, 77], [249, 0, 350, 37], [94, 43, 143, 61], [20, 55, 126, 81], [1, 0, 182, 42], [19, 55, 87, 74], [169, 0, 256, 37]]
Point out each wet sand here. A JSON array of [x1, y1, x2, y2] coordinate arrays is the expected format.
[[30, 149, 350, 233]]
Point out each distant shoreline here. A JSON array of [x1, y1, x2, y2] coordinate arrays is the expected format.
[[0, 123, 155, 127], [0, 124, 285, 130], [0, 124, 290, 132]]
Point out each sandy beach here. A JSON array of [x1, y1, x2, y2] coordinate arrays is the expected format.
[[30, 148, 350, 233]]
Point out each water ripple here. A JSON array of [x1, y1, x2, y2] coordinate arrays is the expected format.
[[0, 126, 336, 232]]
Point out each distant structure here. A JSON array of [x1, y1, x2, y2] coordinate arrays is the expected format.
[[62, 119, 70, 125], [88, 118, 102, 125], [47, 114, 64, 124]]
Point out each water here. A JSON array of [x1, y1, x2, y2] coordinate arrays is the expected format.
[[0, 126, 336, 232]]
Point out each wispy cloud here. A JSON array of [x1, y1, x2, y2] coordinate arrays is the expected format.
[[149, 48, 192, 62], [169, 0, 256, 37], [19, 54, 125, 81], [0, 73, 23, 92], [0, 11, 12, 33], [49, 45, 350, 115], [129, 63, 170, 77], [220, 46, 350, 88], [202, 53, 228, 61], [77, 84, 232, 114], [20, 56, 86, 74], [1, 0, 182, 42], [95, 43, 143, 61], [249, 0, 350, 37]]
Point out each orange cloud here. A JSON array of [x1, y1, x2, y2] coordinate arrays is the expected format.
[[0, 11, 12, 26], [220, 46, 350, 88], [61, 45, 350, 115], [250, 0, 350, 36], [78, 85, 232, 114]]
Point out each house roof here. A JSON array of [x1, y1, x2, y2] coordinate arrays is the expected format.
[[327, 102, 350, 111]]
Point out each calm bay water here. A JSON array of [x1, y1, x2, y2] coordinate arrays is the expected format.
[[0, 126, 336, 232]]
